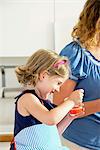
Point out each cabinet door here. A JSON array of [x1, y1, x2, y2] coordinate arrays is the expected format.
[[54, 0, 86, 53], [0, 0, 54, 57]]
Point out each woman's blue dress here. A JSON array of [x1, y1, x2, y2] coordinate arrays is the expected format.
[[60, 41, 100, 150]]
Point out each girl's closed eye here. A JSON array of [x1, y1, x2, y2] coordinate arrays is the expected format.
[[58, 81, 62, 85], [57, 81, 63, 86]]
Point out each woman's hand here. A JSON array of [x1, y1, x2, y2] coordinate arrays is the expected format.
[[69, 106, 85, 118]]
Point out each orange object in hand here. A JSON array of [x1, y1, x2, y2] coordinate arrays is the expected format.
[[69, 106, 84, 116]]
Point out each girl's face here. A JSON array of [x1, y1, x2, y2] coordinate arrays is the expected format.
[[38, 71, 66, 99]]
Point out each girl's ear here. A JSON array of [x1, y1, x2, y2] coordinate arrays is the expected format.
[[39, 70, 48, 81]]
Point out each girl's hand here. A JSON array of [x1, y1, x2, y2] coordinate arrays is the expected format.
[[66, 89, 84, 105]]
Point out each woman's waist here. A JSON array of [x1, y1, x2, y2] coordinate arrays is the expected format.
[[64, 115, 100, 135]]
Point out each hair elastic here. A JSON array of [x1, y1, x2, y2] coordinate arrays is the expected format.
[[53, 60, 67, 68]]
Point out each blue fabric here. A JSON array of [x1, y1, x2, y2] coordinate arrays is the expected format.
[[15, 124, 69, 150], [60, 41, 100, 150]]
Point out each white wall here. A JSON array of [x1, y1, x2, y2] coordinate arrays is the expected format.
[[0, 0, 86, 89], [0, 0, 54, 57], [0, 0, 86, 57], [54, 0, 86, 53]]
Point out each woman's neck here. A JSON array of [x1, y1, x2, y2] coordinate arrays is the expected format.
[[88, 46, 100, 61]]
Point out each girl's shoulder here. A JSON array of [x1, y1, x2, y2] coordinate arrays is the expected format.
[[15, 89, 56, 110], [15, 89, 35, 99], [15, 89, 40, 107]]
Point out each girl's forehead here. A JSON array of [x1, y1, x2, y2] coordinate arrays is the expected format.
[[51, 76, 66, 82]]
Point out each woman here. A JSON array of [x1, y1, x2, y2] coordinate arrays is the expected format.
[[54, 0, 100, 150]]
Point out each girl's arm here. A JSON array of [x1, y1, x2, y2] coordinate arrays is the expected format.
[[23, 93, 75, 125], [18, 88, 83, 126]]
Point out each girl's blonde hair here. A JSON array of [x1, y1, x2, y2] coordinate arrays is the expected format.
[[72, 0, 100, 49], [15, 49, 70, 86]]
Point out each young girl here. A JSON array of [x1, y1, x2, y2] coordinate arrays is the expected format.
[[10, 49, 84, 150]]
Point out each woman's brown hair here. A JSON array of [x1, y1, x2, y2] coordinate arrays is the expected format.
[[72, 0, 100, 49]]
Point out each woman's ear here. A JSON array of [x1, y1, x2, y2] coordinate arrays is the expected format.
[[39, 70, 48, 81], [94, 33, 100, 46]]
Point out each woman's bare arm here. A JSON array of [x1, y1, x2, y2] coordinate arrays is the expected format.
[[53, 79, 77, 105], [57, 114, 75, 135], [57, 111, 85, 135], [83, 99, 100, 117]]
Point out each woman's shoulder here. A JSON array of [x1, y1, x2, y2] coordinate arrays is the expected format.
[[60, 40, 82, 57], [60, 41, 88, 81], [60, 40, 85, 63]]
